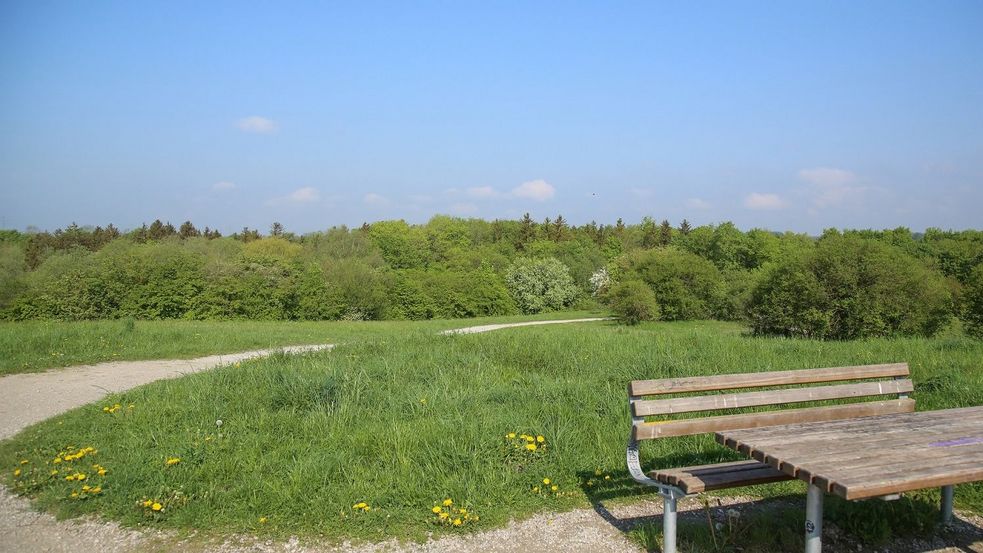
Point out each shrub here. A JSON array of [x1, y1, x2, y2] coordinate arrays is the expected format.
[[748, 234, 952, 339], [388, 269, 516, 320], [607, 280, 660, 325], [962, 264, 983, 339], [504, 257, 579, 314], [615, 247, 727, 321]]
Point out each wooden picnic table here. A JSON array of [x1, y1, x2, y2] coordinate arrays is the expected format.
[[716, 406, 983, 553]]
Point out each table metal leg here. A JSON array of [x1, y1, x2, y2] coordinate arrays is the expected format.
[[941, 485, 954, 525], [805, 484, 824, 553], [663, 494, 677, 553]]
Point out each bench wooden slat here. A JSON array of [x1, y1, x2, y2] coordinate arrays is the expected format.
[[629, 363, 908, 397], [633, 379, 913, 417], [634, 398, 915, 440], [652, 460, 792, 493]]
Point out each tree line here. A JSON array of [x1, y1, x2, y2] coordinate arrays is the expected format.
[[0, 216, 980, 339]]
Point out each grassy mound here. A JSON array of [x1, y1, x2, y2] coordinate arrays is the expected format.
[[0, 310, 601, 375], [2, 321, 981, 545]]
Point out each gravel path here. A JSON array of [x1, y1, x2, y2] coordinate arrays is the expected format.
[[2, 316, 980, 552]]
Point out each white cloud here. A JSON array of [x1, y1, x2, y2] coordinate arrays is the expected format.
[[510, 179, 555, 201], [266, 186, 320, 206], [466, 186, 498, 199], [686, 198, 712, 210], [797, 167, 856, 186], [363, 192, 389, 206], [213, 181, 236, 191], [797, 167, 866, 208], [236, 116, 278, 134], [744, 192, 787, 210]]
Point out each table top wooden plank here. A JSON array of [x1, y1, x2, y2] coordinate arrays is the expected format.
[[716, 406, 983, 500]]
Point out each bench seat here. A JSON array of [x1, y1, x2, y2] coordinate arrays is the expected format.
[[651, 459, 793, 494]]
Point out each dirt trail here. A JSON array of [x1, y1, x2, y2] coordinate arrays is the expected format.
[[2, 316, 980, 553]]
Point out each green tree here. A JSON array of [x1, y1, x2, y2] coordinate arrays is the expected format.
[[961, 264, 983, 338]]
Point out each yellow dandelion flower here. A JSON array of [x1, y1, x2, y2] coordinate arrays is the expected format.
[[506, 432, 516, 439], [77, 473, 86, 480], [551, 485, 558, 492], [594, 468, 603, 476], [453, 518, 462, 526], [152, 502, 163, 511], [82, 485, 91, 491], [19, 460, 28, 465], [143, 500, 153, 507], [165, 458, 180, 466], [525, 443, 537, 451], [532, 486, 540, 493], [525, 436, 534, 443], [542, 478, 551, 485], [536, 435, 544, 443], [50, 469, 59, 476], [91, 486, 101, 493], [70, 492, 79, 498], [98, 469, 107, 476], [65, 475, 74, 481], [604, 475, 611, 481], [439, 512, 449, 519], [432, 506, 442, 514], [458, 508, 468, 515], [13, 469, 21, 477], [53, 458, 62, 464], [442, 498, 453, 507], [259, 517, 268, 524], [363, 506, 371, 512]]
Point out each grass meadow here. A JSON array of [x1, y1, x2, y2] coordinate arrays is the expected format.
[[0, 310, 602, 376], [2, 319, 982, 550]]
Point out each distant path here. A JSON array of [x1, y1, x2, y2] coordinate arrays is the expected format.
[[440, 317, 612, 335]]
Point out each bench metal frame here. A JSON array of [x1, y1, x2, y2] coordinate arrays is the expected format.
[[627, 394, 687, 553]]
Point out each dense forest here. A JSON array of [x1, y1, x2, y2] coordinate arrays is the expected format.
[[1, 216, 981, 340]]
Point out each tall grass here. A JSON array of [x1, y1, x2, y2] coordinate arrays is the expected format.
[[2, 320, 980, 545]]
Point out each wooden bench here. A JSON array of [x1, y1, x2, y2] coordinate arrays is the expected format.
[[626, 363, 914, 553]]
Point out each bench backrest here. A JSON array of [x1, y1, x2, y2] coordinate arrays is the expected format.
[[629, 363, 914, 441]]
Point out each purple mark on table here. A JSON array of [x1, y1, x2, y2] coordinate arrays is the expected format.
[[929, 436, 983, 448]]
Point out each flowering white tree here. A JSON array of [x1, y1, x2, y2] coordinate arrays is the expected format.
[[589, 267, 610, 297]]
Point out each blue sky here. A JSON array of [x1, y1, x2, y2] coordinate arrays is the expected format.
[[1, 1, 981, 234]]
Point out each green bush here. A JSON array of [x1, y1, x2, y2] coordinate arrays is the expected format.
[[748, 234, 953, 339], [615, 247, 727, 320], [962, 264, 983, 339], [504, 257, 579, 314], [607, 280, 659, 325]]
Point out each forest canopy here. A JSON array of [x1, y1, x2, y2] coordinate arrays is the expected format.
[[1, 218, 981, 340]]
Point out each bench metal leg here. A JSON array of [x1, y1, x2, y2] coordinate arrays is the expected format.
[[805, 484, 824, 553], [663, 495, 677, 553], [941, 485, 954, 525]]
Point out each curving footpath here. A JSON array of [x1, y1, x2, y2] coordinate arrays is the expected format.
[[2, 317, 980, 553]]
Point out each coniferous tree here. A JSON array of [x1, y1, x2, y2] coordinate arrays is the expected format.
[[641, 216, 659, 248], [518, 213, 536, 248], [178, 221, 200, 239], [659, 219, 673, 246], [679, 219, 692, 235]]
